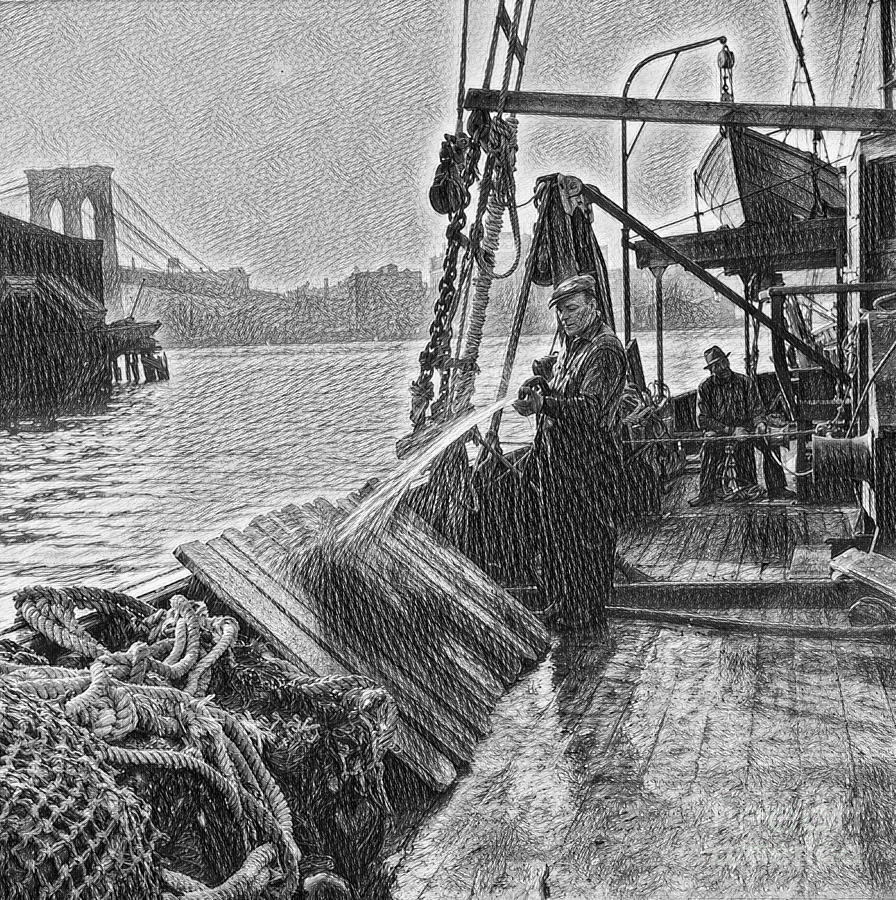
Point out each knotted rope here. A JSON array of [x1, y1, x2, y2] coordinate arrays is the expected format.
[[4, 589, 293, 899]]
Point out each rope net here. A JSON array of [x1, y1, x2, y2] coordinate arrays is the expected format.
[[2, 585, 396, 899], [0, 680, 162, 900]]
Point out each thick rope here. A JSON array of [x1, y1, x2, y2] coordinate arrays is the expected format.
[[4, 588, 302, 897]]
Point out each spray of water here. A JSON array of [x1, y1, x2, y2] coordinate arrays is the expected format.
[[336, 397, 519, 547]]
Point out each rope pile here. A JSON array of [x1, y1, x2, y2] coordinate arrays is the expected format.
[[1, 585, 397, 899]]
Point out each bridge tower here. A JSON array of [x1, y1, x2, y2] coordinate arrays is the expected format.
[[25, 165, 120, 301]]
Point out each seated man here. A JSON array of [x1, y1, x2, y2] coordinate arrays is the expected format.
[[689, 346, 795, 506]]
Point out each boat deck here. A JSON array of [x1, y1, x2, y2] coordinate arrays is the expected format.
[[617, 464, 857, 594], [390, 468, 892, 898], [392, 609, 896, 899]]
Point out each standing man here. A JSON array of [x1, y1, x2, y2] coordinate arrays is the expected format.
[[690, 345, 794, 506], [513, 274, 627, 637]]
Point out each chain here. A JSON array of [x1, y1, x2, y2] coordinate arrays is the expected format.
[[409, 124, 486, 428]]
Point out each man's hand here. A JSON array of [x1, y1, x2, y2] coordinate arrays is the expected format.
[[704, 430, 719, 438], [733, 426, 750, 437], [756, 421, 769, 435], [513, 384, 544, 417], [532, 354, 557, 380]]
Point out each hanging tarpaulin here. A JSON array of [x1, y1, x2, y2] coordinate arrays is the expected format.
[[530, 174, 615, 331]]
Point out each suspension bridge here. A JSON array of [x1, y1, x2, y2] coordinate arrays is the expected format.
[[0, 164, 223, 305]]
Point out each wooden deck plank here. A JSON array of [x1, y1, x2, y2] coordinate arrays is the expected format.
[[553, 628, 708, 896], [246, 510, 502, 734], [220, 526, 484, 760], [822, 606, 896, 894], [790, 606, 869, 895], [738, 608, 804, 894], [634, 518, 692, 579], [392, 627, 659, 899], [174, 539, 456, 791], [655, 514, 709, 582], [706, 513, 738, 581], [678, 511, 722, 582]]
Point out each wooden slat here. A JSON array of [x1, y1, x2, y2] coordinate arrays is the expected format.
[[174, 539, 456, 791], [221, 525, 484, 758], [830, 547, 896, 601], [246, 511, 501, 733]]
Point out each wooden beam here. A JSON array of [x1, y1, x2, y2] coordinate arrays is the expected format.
[[579, 182, 850, 384], [465, 89, 896, 132], [633, 218, 844, 275]]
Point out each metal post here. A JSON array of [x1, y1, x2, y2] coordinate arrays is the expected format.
[[651, 266, 666, 386], [621, 118, 631, 345], [620, 35, 726, 348]]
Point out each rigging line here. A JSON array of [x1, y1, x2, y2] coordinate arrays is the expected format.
[[114, 211, 185, 267], [827, 0, 850, 105], [455, 0, 470, 135], [111, 181, 212, 271], [836, 0, 875, 161], [652, 150, 851, 233], [0, 182, 27, 198], [514, 0, 538, 91]]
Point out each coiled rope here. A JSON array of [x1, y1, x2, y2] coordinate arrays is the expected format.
[[5, 587, 295, 899]]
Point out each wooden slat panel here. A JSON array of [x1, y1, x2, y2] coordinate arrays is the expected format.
[[174, 539, 456, 790], [280, 499, 545, 666], [219, 526, 484, 758], [246, 512, 501, 732], [306, 495, 547, 656]]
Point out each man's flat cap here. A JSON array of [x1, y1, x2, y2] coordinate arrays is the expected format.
[[549, 274, 596, 308]]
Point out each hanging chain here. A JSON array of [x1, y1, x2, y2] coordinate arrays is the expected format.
[[408, 0, 534, 430]]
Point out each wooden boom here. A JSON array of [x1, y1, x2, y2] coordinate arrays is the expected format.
[[465, 89, 896, 132], [579, 182, 850, 384]]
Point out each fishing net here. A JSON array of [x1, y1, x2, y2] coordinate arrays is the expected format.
[[2, 583, 396, 898], [0, 681, 161, 900]]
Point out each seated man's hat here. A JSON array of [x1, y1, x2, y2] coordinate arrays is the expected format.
[[549, 273, 596, 309], [703, 345, 731, 369]]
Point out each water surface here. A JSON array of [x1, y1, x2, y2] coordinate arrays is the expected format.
[[0, 327, 767, 620]]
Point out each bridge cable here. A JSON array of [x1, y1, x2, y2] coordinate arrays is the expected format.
[[114, 211, 184, 268], [111, 180, 212, 271]]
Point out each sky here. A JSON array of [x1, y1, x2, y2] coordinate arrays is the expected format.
[[0, 0, 880, 290]]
